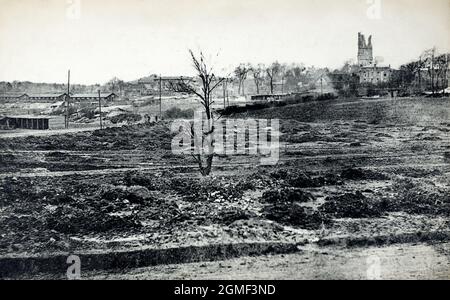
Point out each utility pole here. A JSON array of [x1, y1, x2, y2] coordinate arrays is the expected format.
[[223, 80, 226, 109], [226, 82, 229, 107], [159, 75, 162, 120], [66, 70, 70, 129], [98, 90, 103, 130]]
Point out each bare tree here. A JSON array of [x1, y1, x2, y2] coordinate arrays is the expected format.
[[106, 77, 124, 93], [266, 62, 281, 94], [285, 63, 306, 92], [251, 64, 265, 94], [435, 53, 449, 95], [171, 50, 224, 176], [420, 47, 446, 95], [399, 60, 423, 91], [234, 64, 250, 96], [279, 64, 289, 93]]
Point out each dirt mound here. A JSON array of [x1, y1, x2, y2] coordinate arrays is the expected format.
[[0, 153, 16, 163], [340, 168, 388, 181], [444, 152, 450, 161], [391, 179, 450, 216], [170, 177, 248, 202], [290, 172, 341, 187], [42, 182, 184, 234], [262, 202, 328, 230], [261, 188, 314, 203], [45, 151, 67, 158], [215, 207, 257, 225], [100, 185, 153, 205], [46, 205, 142, 234], [260, 187, 328, 229], [287, 173, 318, 187], [270, 169, 342, 187], [109, 113, 142, 124], [0, 123, 173, 152], [320, 191, 386, 218]]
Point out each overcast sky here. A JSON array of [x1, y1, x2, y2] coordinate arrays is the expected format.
[[0, 0, 448, 84]]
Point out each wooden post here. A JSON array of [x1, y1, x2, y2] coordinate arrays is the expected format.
[[98, 90, 103, 130]]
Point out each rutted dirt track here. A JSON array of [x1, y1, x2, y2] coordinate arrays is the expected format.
[[0, 97, 449, 278], [10, 243, 450, 279], [75, 243, 450, 280]]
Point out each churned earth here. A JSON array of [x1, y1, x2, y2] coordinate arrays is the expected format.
[[0, 96, 449, 278]]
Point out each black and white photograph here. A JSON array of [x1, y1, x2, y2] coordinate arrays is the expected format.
[[0, 0, 449, 284]]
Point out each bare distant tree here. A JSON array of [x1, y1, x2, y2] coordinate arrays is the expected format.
[[420, 47, 449, 95], [399, 60, 423, 91], [420, 48, 437, 94], [266, 62, 281, 94], [285, 63, 306, 92], [279, 63, 289, 93], [234, 64, 250, 96], [435, 53, 449, 95], [106, 77, 125, 93], [170, 50, 224, 176], [251, 64, 265, 94]]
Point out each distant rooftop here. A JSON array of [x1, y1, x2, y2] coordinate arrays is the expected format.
[[360, 64, 391, 69], [1, 114, 52, 119], [70, 93, 116, 98], [28, 93, 66, 98]]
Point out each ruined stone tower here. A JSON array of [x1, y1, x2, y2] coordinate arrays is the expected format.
[[357, 32, 373, 67]]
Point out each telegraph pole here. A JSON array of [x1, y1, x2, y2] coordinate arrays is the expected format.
[[159, 75, 162, 120], [98, 90, 103, 130], [223, 80, 226, 108], [66, 70, 70, 129]]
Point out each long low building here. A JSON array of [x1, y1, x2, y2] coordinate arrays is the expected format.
[[70, 93, 117, 102], [0, 93, 29, 101], [250, 94, 290, 101], [0, 92, 117, 102], [0, 115, 51, 130]]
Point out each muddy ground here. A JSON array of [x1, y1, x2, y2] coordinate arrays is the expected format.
[[0, 97, 449, 264]]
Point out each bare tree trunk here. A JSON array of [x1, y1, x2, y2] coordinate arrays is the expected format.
[[202, 111, 214, 176]]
